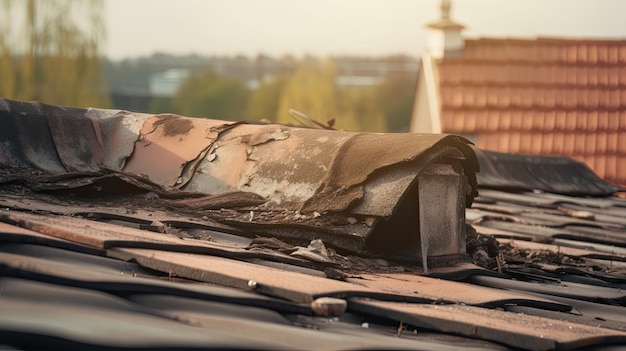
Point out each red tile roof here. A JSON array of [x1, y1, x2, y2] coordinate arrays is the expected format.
[[438, 37, 626, 187]]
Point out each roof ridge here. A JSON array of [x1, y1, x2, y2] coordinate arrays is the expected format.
[[465, 37, 626, 45]]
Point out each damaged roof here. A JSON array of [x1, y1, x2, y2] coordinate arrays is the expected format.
[[0, 98, 478, 256], [2, 98, 626, 350]]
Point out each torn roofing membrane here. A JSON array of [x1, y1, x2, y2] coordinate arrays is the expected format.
[[0, 98, 478, 255]]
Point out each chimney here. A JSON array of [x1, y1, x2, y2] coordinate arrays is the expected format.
[[426, 0, 465, 59]]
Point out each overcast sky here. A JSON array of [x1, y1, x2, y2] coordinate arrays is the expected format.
[[103, 0, 626, 59]]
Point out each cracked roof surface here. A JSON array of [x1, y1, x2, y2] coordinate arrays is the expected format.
[[1, 98, 626, 350]]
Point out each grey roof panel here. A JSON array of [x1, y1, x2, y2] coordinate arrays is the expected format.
[[467, 275, 626, 305], [0, 278, 291, 350], [474, 148, 622, 196], [0, 244, 308, 315]]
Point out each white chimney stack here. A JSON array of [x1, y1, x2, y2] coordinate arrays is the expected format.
[[426, 0, 465, 59]]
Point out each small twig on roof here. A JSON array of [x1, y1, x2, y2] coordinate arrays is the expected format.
[[396, 320, 404, 337], [288, 109, 335, 130]]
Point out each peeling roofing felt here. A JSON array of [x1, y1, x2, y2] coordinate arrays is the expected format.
[[1, 98, 626, 350], [0, 98, 478, 254]]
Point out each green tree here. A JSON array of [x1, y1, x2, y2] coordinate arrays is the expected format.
[[245, 76, 287, 121], [276, 59, 338, 127], [0, 0, 109, 107], [276, 59, 386, 132], [149, 96, 173, 114], [375, 76, 417, 132], [338, 87, 387, 132], [171, 69, 250, 120]]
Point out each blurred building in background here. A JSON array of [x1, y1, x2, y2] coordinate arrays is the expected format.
[[104, 53, 418, 132], [333, 56, 418, 87], [149, 69, 190, 97], [411, 0, 626, 187], [105, 54, 417, 101]]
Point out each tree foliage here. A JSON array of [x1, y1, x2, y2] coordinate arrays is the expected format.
[[171, 69, 250, 120], [0, 0, 109, 107], [276, 59, 338, 126], [338, 87, 387, 132], [275, 59, 387, 132], [245, 76, 287, 121], [375, 76, 416, 132]]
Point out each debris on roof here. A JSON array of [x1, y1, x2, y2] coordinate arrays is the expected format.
[[2, 97, 626, 350]]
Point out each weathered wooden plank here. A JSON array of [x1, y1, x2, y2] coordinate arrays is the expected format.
[[348, 273, 570, 311], [468, 275, 626, 304], [504, 238, 626, 261], [0, 210, 196, 248], [0, 210, 309, 266], [0, 247, 308, 315], [349, 299, 626, 351], [0, 278, 460, 351], [108, 248, 399, 304], [0, 287, 291, 350], [0, 222, 105, 255], [0, 192, 241, 234], [108, 247, 571, 313]]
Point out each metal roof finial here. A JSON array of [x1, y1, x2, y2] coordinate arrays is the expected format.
[[427, 0, 464, 31], [441, 0, 451, 19], [425, 0, 464, 57]]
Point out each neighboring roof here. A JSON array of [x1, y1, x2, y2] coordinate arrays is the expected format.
[[415, 36, 626, 187], [2, 98, 626, 350]]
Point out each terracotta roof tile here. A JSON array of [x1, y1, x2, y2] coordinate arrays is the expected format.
[[606, 132, 618, 154], [518, 111, 532, 132], [617, 46, 626, 63], [618, 132, 626, 152], [437, 38, 626, 186], [544, 111, 556, 130], [596, 132, 607, 154], [530, 133, 546, 154], [499, 110, 512, 130], [617, 155, 626, 181], [552, 133, 568, 154], [608, 45, 620, 63], [542, 132, 554, 154], [620, 111, 626, 129], [604, 132, 619, 155], [475, 111, 487, 132], [601, 155, 613, 181], [615, 66, 626, 87], [596, 111, 609, 130], [489, 132, 503, 151], [480, 86, 491, 107], [552, 132, 565, 154]]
